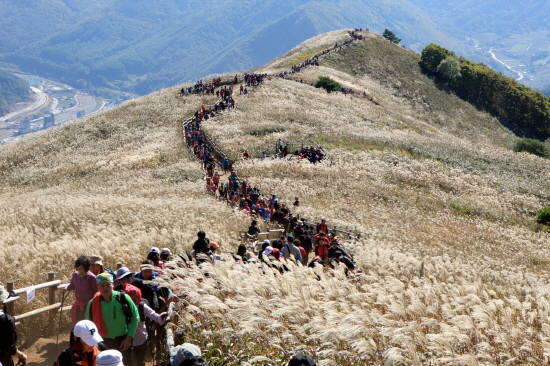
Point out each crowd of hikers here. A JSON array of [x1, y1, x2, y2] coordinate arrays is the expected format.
[[0, 246, 322, 366], [276, 142, 326, 163], [0, 29, 368, 366]]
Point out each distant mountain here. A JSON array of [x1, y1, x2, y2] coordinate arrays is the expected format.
[[0, 69, 30, 116], [0, 0, 452, 96], [411, 0, 550, 94], [0, 0, 547, 97]]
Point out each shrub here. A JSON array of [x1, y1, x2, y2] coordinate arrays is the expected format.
[[314, 76, 341, 93], [537, 207, 550, 225], [420, 44, 455, 73], [437, 56, 461, 83], [514, 138, 548, 158]]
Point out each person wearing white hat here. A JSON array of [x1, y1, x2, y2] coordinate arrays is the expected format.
[[54, 320, 105, 366], [0, 283, 27, 366], [96, 350, 124, 366]]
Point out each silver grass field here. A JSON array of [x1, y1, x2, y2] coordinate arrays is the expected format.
[[0, 30, 549, 365]]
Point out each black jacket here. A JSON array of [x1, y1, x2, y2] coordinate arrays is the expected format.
[[0, 311, 17, 356], [193, 238, 211, 255]]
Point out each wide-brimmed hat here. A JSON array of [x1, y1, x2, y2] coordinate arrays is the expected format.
[[89, 255, 104, 267], [140, 263, 155, 271], [115, 267, 133, 281]]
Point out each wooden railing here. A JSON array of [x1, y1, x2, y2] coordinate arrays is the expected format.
[[2, 272, 70, 325], [2, 263, 124, 326]]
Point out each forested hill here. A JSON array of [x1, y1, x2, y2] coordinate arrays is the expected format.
[[0, 70, 30, 116]]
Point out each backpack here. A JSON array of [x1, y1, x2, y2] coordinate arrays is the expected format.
[[86, 291, 137, 328]]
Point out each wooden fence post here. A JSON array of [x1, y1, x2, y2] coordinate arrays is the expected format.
[[48, 272, 56, 318], [5, 281, 14, 315]]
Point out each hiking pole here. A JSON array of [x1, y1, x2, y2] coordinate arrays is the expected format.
[[56, 288, 68, 349]]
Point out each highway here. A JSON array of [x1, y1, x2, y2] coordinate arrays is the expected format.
[[0, 87, 49, 123]]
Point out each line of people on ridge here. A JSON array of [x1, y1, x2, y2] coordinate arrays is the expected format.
[[189, 217, 355, 272]]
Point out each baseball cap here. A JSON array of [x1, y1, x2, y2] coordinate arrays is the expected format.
[[73, 320, 103, 347], [96, 273, 114, 284], [149, 247, 160, 254], [96, 350, 124, 366], [114, 267, 133, 281], [161, 248, 171, 255], [288, 354, 316, 366], [262, 239, 270, 244]]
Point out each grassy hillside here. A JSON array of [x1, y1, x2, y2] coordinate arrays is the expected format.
[[0, 69, 30, 115], [0, 31, 549, 363]]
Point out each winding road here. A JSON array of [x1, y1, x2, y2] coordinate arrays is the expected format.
[[0, 87, 49, 123]]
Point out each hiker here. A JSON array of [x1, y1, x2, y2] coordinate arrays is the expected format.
[[160, 248, 171, 262], [89, 256, 105, 276], [0, 283, 27, 366], [114, 267, 142, 305], [96, 350, 124, 366], [66, 256, 98, 324], [293, 197, 300, 206], [328, 240, 355, 270], [316, 219, 328, 234], [210, 242, 224, 261], [247, 220, 260, 238], [235, 244, 251, 263], [193, 231, 211, 257], [243, 150, 250, 159], [130, 300, 166, 366], [281, 236, 302, 263], [314, 232, 330, 260], [133, 262, 160, 312], [170, 343, 206, 366], [287, 354, 316, 366], [54, 320, 105, 366], [146, 248, 166, 270], [85, 273, 140, 361]]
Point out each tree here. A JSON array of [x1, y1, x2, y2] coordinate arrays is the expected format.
[[420, 44, 455, 73], [437, 56, 462, 83], [382, 29, 401, 44], [314, 76, 341, 93]]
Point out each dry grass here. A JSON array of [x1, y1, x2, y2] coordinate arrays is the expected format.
[[0, 85, 256, 337], [1, 30, 548, 364]]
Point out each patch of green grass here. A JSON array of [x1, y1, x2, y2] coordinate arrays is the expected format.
[[244, 126, 286, 136], [314, 135, 430, 161], [449, 202, 482, 217]]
